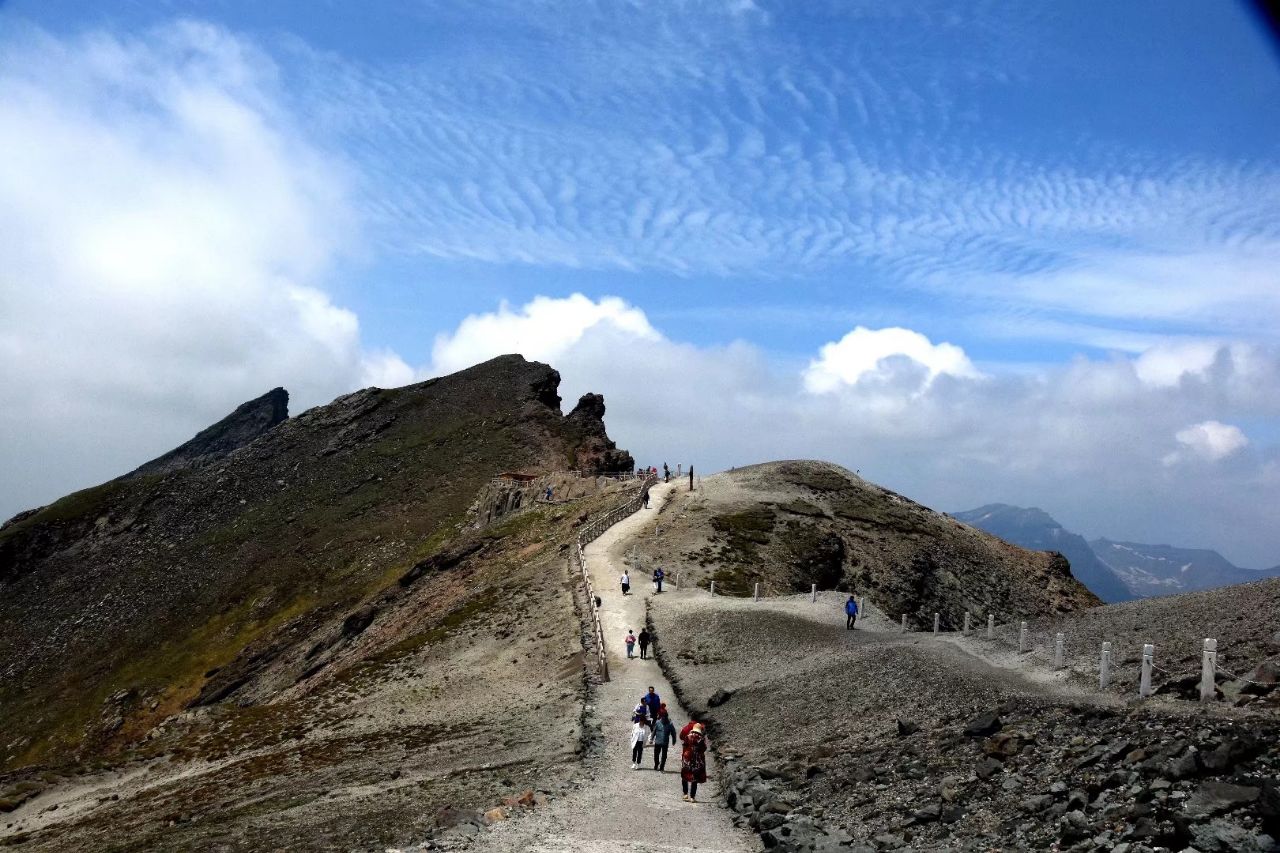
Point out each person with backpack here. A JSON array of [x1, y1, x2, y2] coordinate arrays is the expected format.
[[680, 721, 708, 802], [651, 711, 676, 771], [845, 595, 859, 630], [625, 629, 637, 658], [653, 566, 665, 593], [620, 570, 631, 595], [637, 629, 651, 659], [642, 488, 650, 509]]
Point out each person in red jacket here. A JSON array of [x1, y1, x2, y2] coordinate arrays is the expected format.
[[679, 721, 707, 802]]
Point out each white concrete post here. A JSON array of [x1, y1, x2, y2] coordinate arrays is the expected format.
[[1140, 643, 1154, 698], [1054, 633, 1065, 670], [901, 614, 907, 633], [1018, 621, 1029, 653], [963, 612, 972, 634], [1200, 638, 1217, 702], [858, 596, 865, 615], [933, 612, 940, 633], [810, 584, 817, 603], [1100, 641, 1112, 689], [987, 613, 994, 640], [754, 582, 760, 602], [709, 580, 716, 597], [673, 572, 679, 590]]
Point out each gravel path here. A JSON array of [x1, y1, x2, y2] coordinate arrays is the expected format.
[[471, 482, 757, 853]]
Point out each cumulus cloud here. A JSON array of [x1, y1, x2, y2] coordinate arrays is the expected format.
[[803, 327, 980, 394], [1164, 421, 1250, 465], [0, 21, 407, 516], [428, 293, 659, 376]]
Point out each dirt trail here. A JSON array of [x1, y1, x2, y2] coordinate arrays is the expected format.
[[471, 481, 755, 853]]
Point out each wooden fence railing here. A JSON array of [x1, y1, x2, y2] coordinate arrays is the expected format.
[[572, 473, 658, 681]]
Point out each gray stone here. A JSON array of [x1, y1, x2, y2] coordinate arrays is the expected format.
[[1184, 781, 1260, 818]]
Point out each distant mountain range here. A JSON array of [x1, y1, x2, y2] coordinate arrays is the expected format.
[[953, 503, 1280, 603], [951, 505, 1134, 602]]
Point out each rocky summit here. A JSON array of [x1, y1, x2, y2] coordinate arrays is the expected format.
[[0, 355, 645, 850]]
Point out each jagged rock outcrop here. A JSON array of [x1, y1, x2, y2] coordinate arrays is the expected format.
[[128, 387, 289, 477], [564, 392, 635, 473]]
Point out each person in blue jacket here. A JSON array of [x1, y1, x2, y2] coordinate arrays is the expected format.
[[845, 595, 859, 630]]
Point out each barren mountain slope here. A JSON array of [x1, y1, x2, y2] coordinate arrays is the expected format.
[[645, 461, 1099, 624], [651, 594, 1280, 853], [0, 355, 638, 850]]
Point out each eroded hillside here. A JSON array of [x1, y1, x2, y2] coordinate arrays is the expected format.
[[0, 355, 637, 850], [643, 461, 1099, 624]]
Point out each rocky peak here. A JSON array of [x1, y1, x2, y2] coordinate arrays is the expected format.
[[564, 392, 634, 473], [129, 387, 289, 478], [568, 392, 606, 422]]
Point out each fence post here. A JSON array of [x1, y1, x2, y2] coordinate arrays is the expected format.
[[963, 612, 972, 635], [987, 613, 994, 640], [710, 580, 716, 596], [810, 584, 817, 603], [858, 596, 865, 615], [1018, 621, 1028, 653], [673, 572, 679, 590], [1200, 638, 1217, 702], [754, 582, 760, 602], [1054, 633, 1065, 670], [933, 613, 940, 633], [900, 614, 907, 633], [1140, 644, 1154, 698], [1100, 641, 1112, 689]]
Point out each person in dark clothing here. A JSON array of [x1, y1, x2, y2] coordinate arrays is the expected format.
[[652, 711, 676, 771], [642, 488, 650, 508], [653, 566, 665, 593], [845, 595, 859, 630], [637, 629, 651, 659], [642, 686, 661, 721]]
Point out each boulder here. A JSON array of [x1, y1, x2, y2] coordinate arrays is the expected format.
[[963, 711, 1002, 737], [1184, 781, 1261, 818]]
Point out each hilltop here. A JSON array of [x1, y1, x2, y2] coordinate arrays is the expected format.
[[639, 461, 1099, 626]]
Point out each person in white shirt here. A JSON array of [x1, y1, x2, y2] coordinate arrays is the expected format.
[[620, 571, 630, 595]]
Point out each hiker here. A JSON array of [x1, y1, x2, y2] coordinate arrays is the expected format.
[[625, 629, 637, 658], [642, 488, 650, 509], [680, 721, 708, 802], [637, 629, 651, 659], [652, 710, 676, 771], [663, 462, 670, 483], [653, 566, 665, 593], [545, 485, 553, 501], [643, 686, 661, 720], [845, 595, 859, 630], [630, 712, 648, 769], [620, 570, 630, 595]]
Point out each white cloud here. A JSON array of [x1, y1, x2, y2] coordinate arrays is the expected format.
[[803, 326, 980, 394], [1164, 420, 1249, 465], [428, 293, 659, 376], [0, 22, 403, 516]]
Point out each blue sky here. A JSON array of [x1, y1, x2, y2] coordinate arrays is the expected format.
[[2, 1, 1279, 566]]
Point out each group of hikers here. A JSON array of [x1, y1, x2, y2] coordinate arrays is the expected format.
[[623, 627, 653, 659], [627, 686, 708, 802], [619, 565, 666, 596]]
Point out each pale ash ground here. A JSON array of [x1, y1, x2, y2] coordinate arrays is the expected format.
[[470, 482, 756, 853]]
